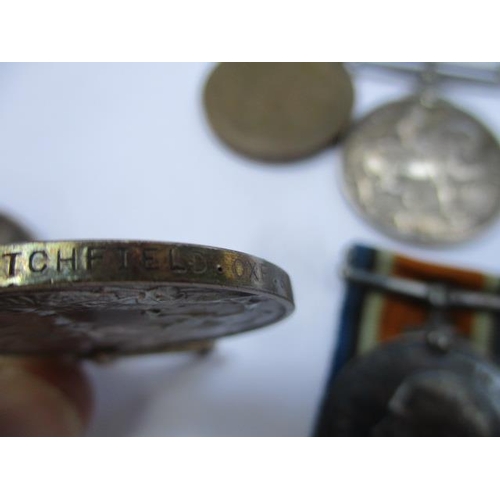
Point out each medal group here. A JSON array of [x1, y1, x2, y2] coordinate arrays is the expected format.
[[1, 62, 500, 436], [204, 62, 500, 436]]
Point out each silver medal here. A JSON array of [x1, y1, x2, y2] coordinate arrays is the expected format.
[[318, 257, 500, 436], [343, 64, 500, 245]]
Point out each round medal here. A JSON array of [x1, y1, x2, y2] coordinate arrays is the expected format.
[[0, 241, 294, 357], [343, 97, 500, 244], [204, 62, 354, 161]]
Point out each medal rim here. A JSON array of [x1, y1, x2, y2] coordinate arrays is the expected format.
[[0, 240, 294, 356]]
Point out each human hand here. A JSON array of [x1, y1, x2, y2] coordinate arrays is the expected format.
[[0, 357, 92, 436]]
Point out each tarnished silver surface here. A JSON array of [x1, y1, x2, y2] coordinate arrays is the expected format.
[[318, 331, 500, 436], [0, 241, 294, 357], [343, 97, 500, 244]]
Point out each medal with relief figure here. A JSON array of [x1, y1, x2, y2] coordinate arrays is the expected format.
[[342, 63, 500, 245], [0, 241, 294, 357]]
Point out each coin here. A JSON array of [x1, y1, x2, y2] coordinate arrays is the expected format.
[[204, 62, 354, 161], [342, 97, 500, 244], [0, 213, 33, 243], [0, 241, 294, 357]]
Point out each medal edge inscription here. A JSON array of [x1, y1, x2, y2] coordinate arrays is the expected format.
[[0, 241, 294, 308]]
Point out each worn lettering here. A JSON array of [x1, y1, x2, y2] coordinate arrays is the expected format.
[[57, 248, 77, 272], [191, 252, 207, 274], [29, 250, 48, 273], [169, 248, 187, 273], [86, 247, 104, 270], [232, 258, 246, 278], [248, 261, 259, 280], [142, 248, 160, 270], [3, 252, 20, 277], [116, 247, 129, 270]]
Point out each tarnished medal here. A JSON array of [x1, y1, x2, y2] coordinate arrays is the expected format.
[[316, 246, 500, 436], [343, 63, 500, 245], [204, 62, 354, 162], [323, 330, 500, 436], [0, 241, 294, 357]]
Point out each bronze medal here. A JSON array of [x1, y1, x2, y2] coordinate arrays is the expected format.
[[204, 62, 354, 161]]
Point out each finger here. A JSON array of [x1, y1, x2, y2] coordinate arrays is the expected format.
[[0, 356, 93, 437]]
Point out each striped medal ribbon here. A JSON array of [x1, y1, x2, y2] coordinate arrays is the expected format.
[[315, 244, 500, 435]]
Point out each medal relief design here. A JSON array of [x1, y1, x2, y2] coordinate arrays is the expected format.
[[343, 98, 500, 244], [318, 332, 500, 436], [0, 242, 294, 356], [0, 285, 286, 355]]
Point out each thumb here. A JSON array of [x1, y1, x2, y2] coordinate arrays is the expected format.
[[0, 357, 93, 436]]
